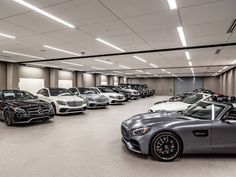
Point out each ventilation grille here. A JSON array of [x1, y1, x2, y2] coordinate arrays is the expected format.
[[227, 19, 236, 33]]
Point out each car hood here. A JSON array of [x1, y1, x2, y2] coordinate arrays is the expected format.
[[7, 99, 48, 107], [149, 101, 190, 112], [80, 94, 106, 99], [123, 112, 190, 128], [101, 93, 123, 97], [53, 95, 84, 101]]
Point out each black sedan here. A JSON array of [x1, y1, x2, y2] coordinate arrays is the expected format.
[[0, 90, 55, 126]]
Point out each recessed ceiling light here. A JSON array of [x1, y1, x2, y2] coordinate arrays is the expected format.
[[125, 73, 132, 75], [161, 69, 166, 72], [150, 63, 158, 68], [96, 38, 125, 52], [167, 0, 177, 10], [177, 26, 187, 46], [119, 65, 130, 69], [13, 0, 75, 28], [218, 69, 223, 73], [61, 61, 83, 66], [91, 66, 105, 70], [133, 56, 147, 63], [190, 68, 194, 71], [44, 45, 80, 56], [185, 51, 191, 60], [94, 58, 113, 65], [136, 70, 144, 73], [167, 71, 171, 74], [2, 50, 45, 59], [0, 33, 16, 39], [188, 61, 192, 66]]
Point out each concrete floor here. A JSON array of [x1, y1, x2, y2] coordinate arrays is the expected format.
[[0, 96, 236, 177]]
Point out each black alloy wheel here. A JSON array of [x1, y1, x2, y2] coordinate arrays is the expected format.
[[4, 110, 14, 126], [150, 132, 182, 162]]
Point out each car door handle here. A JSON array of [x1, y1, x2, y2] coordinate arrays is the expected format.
[[193, 130, 208, 137]]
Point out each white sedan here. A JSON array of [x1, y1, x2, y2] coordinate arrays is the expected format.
[[94, 87, 126, 104], [36, 88, 87, 114], [149, 93, 212, 112]]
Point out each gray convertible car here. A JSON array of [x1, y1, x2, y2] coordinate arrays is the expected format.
[[121, 100, 236, 162], [69, 87, 109, 108]]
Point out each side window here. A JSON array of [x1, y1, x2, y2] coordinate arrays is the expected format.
[[0, 92, 2, 101], [43, 89, 49, 97], [37, 89, 43, 95], [225, 109, 236, 120]]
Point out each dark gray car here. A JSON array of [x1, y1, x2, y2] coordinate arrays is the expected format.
[[121, 101, 236, 161], [69, 87, 109, 108]]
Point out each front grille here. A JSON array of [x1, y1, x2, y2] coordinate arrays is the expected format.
[[95, 98, 107, 102], [121, 125, 129, 139], [24, 105, 50, 115], [66, 101, 83, 107]]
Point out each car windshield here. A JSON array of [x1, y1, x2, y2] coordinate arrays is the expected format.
[[183, 102, 224, 120], [182, 94, 204, 104], [79, 88, 99, 94], [2, 90, 35, 101], [49, 88, 73, 96], [98, 87, 114, 93]]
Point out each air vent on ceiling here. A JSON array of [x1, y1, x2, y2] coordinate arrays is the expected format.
[[227, 19, 236, 33], [215, 49, 221, 55]]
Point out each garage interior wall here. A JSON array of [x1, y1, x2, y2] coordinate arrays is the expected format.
[[219, 67, 236, 96], [19, 66, 50, 87], [83, 73, 96, 87], [129, 77, 220, 96], [0, 62, 7, 90]]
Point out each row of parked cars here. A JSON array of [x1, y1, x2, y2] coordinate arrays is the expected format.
[[0, 84, 155, 126], [121, 88, 236, 162]]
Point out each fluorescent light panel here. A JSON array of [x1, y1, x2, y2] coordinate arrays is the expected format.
[[231, 60, 236, 64], [2, 50, 45, 59], [96, 38, 125, 52], [223, 66, 229, 70], [136, 70, 144, 73], [44, 45, 80, 56], [161, 69, 166, 72], [167, 0, 177, 10], [0, 33, 16, 39], [113, 71, 122, 73], [189, 61, 192, 66], [177, 26, 187, 46], [94, 58, 113, 65], [119, 65, 130, 69], [185, 51, 191, 60], [150, 63, 158, 68], [61, 61, 83, 66], [14, 0, 75, 28], [133, 56, 147, 63]]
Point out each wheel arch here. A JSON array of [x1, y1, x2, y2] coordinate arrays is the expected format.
[[148, 130, 184, 155]]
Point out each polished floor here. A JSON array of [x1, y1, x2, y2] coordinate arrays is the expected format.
[[0, 96, 236, 177]]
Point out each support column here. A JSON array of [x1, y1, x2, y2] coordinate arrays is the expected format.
[[49, 68, 58, 87], [108, 75, 114, 85], [0, 62, 7, 90], [7, 63, 19, 89], [95, 73, 101, 86]]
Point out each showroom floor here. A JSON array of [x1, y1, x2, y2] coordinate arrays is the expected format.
[[0, 96, 235, 177]]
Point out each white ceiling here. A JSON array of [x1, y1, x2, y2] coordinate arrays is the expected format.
[[0, 0, 235, 77]]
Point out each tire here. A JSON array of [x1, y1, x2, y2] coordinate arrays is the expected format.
[[4, 110, 14, 126], [51, 103, 57, 114], [150, 132, 182, 162]]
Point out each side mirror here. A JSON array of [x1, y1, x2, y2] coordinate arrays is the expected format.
[[34, 95, 39, 99]]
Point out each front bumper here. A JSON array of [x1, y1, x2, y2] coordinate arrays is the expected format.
[[121, 124, 150, 155], [57, 104, 87, 114], [109, 98, 126, 104], [87, 101, 109, 108], [13, 112, 54, 124]]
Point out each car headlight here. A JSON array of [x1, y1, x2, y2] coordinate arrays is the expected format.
[[56, 100, 66, 105], [109, 95, 115, 99], [14, 107, 27, 114], [87, 97, 94, 101], [132, 127, 151, 136]]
